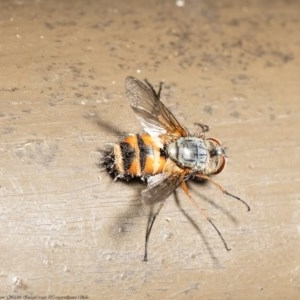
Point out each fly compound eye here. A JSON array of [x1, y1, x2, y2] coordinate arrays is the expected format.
[[210, 147, 225, 157]]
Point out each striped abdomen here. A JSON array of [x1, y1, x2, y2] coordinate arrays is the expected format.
[[113, 134, 166, 178]]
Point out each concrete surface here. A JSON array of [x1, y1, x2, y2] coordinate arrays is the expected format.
[[0, 0, 299, 299]]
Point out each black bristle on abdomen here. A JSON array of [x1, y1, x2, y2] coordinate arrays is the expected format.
[[102, 149, 116, 174], [120, 141, 135, 172]]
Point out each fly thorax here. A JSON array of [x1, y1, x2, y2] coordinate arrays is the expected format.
[[167, 137, 208, 170]]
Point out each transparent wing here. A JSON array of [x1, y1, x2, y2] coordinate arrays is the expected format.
[[125, 76, 188, 142], [142, 160, 187, 204]]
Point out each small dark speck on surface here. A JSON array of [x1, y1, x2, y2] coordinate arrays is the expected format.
[[83, 111, 98, 119], [22, 109, 32, 114], [230, 111, 240, 118], [3, 127, 14, 134], [231, 74, 249, 85], [56, 21, 77, 27], [203, 105, 213, 115], [228, 18, 239, 26], [75, 93, 83, 98], [0, 87, 19, 92], [44, 21, 54, 29]]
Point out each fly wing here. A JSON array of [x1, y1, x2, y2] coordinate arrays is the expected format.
[[125, 76, 188, 142], [142, 159, 188, 204]]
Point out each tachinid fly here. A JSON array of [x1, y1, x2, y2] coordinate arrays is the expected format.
[[103, 76, 250, 261]]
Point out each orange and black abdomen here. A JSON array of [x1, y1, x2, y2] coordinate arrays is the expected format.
[[111, 134, 166, 179]]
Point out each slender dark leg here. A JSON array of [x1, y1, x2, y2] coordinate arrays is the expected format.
[[174, 190, 220, 266], [144, 79, 163, 100], [194, 122, 210, 134], [143, 201, 164, 261], [156, 82, 163, 99], [195, 174, 251, 212], [180, 181, 231, 251]]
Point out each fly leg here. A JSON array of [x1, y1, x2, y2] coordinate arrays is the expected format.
[[194, 122, 209, 137], [144, 79, 164, 100], [144, 201, 164, 261], [194, 174, 250, 211], [180, 181, 231, 251]]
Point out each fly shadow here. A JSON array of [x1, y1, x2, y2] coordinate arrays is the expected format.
[[188, 179, 239, 224], [92, 117, 151, 248], [173, 188, 221, 266]]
